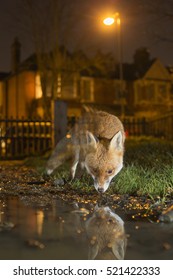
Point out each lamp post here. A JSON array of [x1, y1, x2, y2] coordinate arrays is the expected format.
[[103, 13, 125, 118]]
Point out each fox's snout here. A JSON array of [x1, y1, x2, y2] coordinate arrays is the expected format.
[[92, 165, 123, 193], [92, 175, 111, 193], [93, 177, 112, 193], [97, 187, 104, 193]]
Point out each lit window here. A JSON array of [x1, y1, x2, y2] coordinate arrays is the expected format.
[[35, 74, 42, 99], [0, 82, 3, 114], [57, 74, 61, 97]]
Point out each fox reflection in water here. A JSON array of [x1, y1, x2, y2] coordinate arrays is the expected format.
[[85, 206, 126, 260]]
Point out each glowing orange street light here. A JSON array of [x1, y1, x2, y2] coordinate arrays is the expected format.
[[103, 17, 115, 26], [103, 13, 125, 117]]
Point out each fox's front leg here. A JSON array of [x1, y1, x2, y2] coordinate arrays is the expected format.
[[46, 136, 72, 175], [70, 147, 80, 180], [71, 160, 79, 179]]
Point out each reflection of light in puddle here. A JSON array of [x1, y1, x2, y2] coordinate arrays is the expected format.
[[0, 212, 4, 223], [0, 200, 5, 223], [36, 210, 44, 236]]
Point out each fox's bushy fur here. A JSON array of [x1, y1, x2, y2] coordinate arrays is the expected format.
[[46, 110, 125, 192]]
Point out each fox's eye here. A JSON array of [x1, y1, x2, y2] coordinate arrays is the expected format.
[[107, 169, 113, 174]]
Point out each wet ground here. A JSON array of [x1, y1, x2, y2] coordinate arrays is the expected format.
[[0, 161, 173, 260]]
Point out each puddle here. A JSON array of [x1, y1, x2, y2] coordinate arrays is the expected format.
[[0, 197, 89, 260], [0, 196, 173, 260]]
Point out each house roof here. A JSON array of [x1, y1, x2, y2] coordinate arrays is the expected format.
[[3, 38, 171, 82], [122, 59, 156, 80], [143, 58, 172, 81], [122, 58, 171, 81], [19, 54, 38, 71]]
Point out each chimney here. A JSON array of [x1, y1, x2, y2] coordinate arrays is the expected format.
[[11, 37, 21, 73]]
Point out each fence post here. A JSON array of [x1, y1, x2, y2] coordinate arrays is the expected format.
[[51, 100, 67, 147], [141, 117, 146, 135]]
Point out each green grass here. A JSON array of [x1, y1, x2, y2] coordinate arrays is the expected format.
[[112, 165, 173, 197], [110, 138, 173, 198]]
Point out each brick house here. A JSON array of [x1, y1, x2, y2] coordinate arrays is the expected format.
[[124, 58, 173, 118]]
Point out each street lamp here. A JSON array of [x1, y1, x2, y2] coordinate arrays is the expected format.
[[103, 17, 115, 26], [103, 13, 125, 118]]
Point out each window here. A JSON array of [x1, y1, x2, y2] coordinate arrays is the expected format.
[[157, 84, 167, 103], [136, 82, 155, 103], [57, 74, 61, 97], [35, 73, 53, 99], [61, 73, 77, 99], [35, 72, 78, 99], [81, 77, 94, 102], [35, 74, 42, 99], [0, 82, 4, 115], [46, 72, 53, 98], [145, 84, 155, 101]]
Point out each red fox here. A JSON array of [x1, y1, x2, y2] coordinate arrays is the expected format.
[[46, 110, 125, 193]]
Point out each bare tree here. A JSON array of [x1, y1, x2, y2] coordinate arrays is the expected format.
[[133, 0, 173, 44], [12, 0, 119, 117], [14, 0, 87, 117]]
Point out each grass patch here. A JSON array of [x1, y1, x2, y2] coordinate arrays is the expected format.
[[110, 138, 173, 198], [112, 164, 173, 197]]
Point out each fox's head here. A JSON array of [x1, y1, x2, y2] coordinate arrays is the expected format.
[[84, 131, 124, 193]]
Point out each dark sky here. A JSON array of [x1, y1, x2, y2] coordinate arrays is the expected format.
[[1, 0, 173, 72]]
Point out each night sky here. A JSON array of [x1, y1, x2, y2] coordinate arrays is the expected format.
[[1, 0, 173, 72]]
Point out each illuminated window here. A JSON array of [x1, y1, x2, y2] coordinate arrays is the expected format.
[[35, 74, 42, 99], [57, 74, 61, 97], [0, 82, 3, 114]]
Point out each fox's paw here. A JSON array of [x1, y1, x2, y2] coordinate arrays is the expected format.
[[46, 168, 54, 175]]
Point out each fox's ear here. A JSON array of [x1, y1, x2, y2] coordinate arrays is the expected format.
[[86, 131, 97, 148], [109, 131, 123, 150], [112, 238, 126, 260], [88, 243, 99, 260]]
